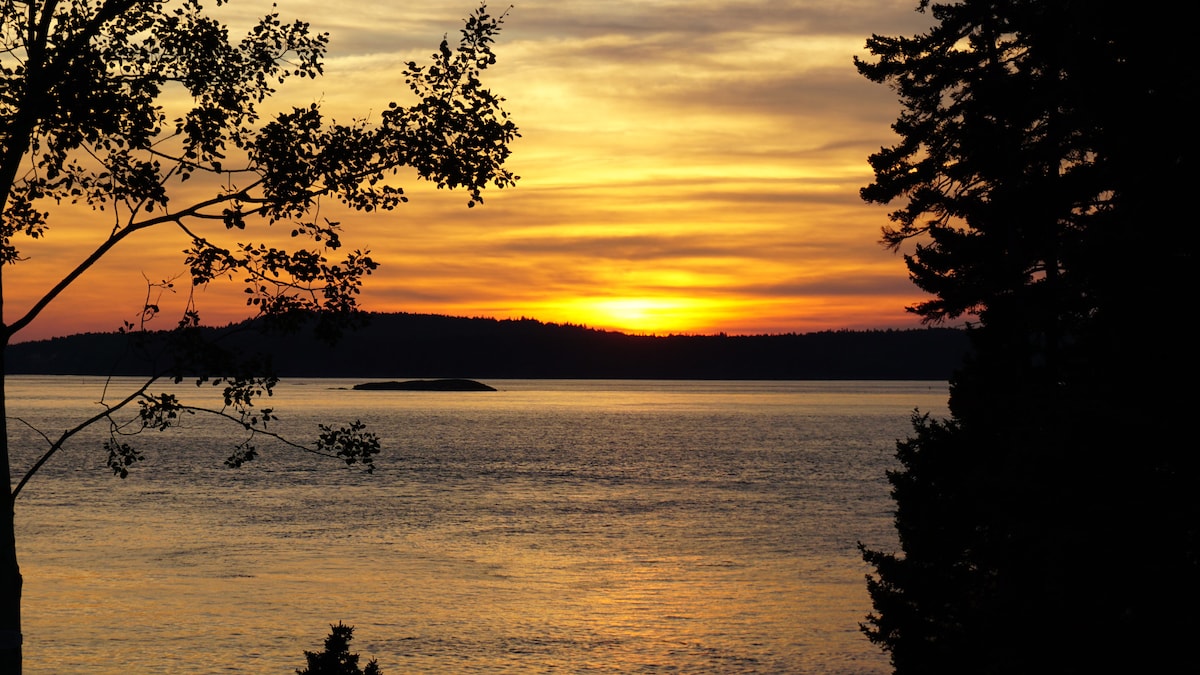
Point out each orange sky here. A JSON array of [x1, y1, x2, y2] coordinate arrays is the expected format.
[[6, 0, 938, 343]]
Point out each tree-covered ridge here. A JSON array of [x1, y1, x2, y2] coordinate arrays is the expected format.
[[8, 312, 969, 380]]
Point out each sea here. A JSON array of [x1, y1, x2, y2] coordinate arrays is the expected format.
[[7, 376, 949, 674]]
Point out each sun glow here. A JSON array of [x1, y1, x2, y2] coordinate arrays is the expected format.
[[592, 297, 692, 333], [525, 296, 728, 335]]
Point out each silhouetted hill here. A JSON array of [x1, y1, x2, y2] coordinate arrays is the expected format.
[[6, 312, 969, 379]]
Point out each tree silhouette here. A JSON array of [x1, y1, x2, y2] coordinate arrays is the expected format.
[[296, 623, 382, 675], [0, 1, 517, 671], [856, 2, 1196, 673]]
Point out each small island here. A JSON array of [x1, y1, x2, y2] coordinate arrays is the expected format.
[[352, 378, 497, 392]]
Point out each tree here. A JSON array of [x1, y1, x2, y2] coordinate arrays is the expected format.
[[0, 1, 517, 671], [856, 2, 1197, 673], [296, 623, 382, 675]]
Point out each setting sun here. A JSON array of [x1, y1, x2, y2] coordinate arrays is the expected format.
[[547, 296, 719, 335]]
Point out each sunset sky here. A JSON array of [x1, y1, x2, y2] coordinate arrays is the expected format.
[[8, 0, 939, 343]]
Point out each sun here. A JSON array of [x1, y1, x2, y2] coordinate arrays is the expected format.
[[544, 296, 718, 335]]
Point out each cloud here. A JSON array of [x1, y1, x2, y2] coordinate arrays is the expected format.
[[8, 0, 937, 341]]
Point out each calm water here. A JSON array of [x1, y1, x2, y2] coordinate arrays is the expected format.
[[8, 377, 948, 674]]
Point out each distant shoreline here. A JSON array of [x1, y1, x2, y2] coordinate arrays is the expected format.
[[5, 312, 970, 381]]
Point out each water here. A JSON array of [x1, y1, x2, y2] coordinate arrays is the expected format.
[[8, 377, 948, 674]]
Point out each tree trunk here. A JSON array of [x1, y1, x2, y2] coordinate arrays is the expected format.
[[0, 488, 20, 675], [0, 332, 22, 673]]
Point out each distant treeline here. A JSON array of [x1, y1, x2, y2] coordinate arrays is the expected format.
[[6, 312, 970, 380]]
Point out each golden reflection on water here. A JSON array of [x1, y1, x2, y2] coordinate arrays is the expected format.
[[12, 378, 947, 673]]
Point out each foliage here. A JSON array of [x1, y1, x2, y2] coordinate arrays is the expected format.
[[857, 2, 1196, 673], [296, 623, 382, 675], [0, 1, 517, 671], [1, 0, 516, 483]]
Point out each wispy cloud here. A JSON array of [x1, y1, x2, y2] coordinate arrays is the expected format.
[[9, 0, 939, 340]]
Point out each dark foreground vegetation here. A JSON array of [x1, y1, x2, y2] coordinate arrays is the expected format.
[[7, 312, 968, 380], [0, 1, 520, 670], [856, 2, 1197, 674], [297, 624, 381, 675]]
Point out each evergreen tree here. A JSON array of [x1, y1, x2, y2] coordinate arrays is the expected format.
[[297, 623, 382, 675], [857, 2, 1197, 672]]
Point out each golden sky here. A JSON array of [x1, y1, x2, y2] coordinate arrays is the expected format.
[[7, 0, 937, 343]]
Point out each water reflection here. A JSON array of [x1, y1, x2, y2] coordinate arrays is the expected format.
[[12, 378, 947, 673]]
